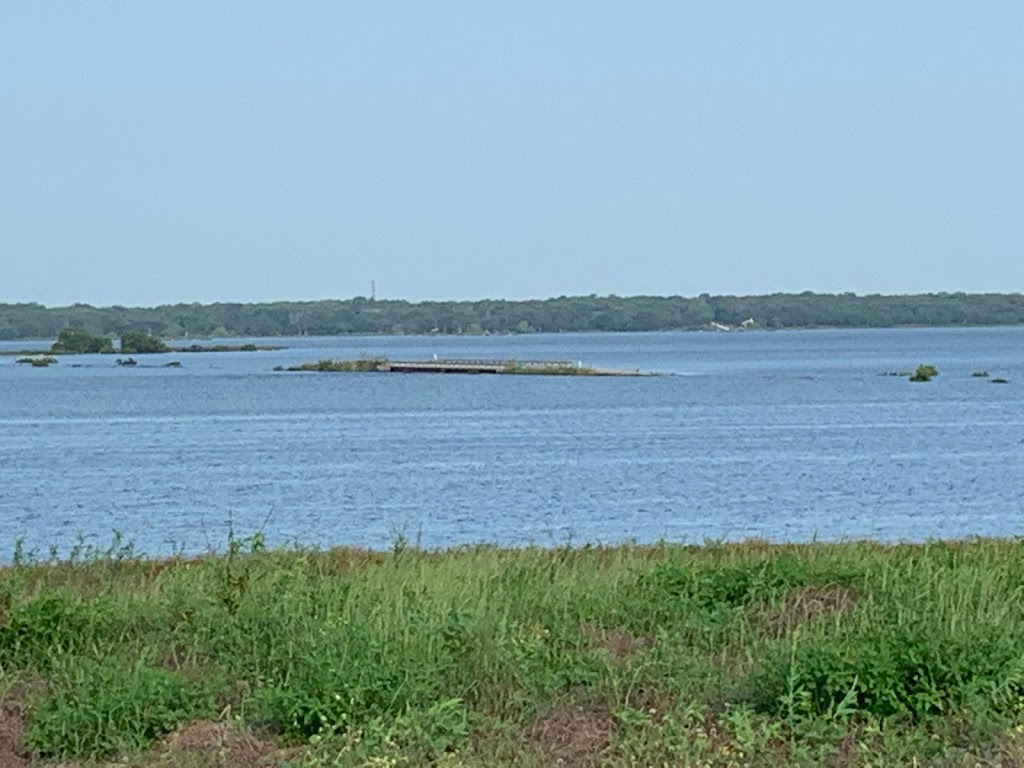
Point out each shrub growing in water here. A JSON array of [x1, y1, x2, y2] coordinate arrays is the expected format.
[[909, 364, 938, 382]]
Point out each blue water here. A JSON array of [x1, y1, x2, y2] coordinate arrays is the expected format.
[[2, 328, 1023, 557]]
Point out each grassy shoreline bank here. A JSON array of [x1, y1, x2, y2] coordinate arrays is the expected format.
[[4, 537, 1024, 766]]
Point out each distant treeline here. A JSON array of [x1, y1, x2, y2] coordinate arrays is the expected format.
[[2, 292, 1023, 340]]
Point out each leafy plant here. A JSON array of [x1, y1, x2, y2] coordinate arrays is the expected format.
[[50, 327, 114, 354], [28, 656, 214, 759], [909, 364, 938, 382], [119, 330, 169, 354]]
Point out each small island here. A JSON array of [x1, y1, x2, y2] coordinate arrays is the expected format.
[[1, 328, 281, 358], [14, 355, 58, 367], [275, 357, 655, 376]]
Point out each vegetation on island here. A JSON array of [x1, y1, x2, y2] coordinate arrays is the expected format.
[[39, 328, 167, 355], [2, 327, 277, 358], [879, 365, 1012, 384], [503, 359, 599, 375], [5, 537, 1024, 766], [14, 356, 58, 367], [3, 291, 1024, 340], [280, 357, 389, 372], [119, 330, 169, 354], [49, 327, 114, 354], [909, 364, 939, 382]]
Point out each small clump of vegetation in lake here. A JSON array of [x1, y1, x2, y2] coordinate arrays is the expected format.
[[7, 537, 1024, 766], [909, 363, 939, 382], [14, 355, 58, 367]]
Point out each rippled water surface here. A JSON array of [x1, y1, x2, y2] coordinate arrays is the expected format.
[[2, 328, 1024, 557]]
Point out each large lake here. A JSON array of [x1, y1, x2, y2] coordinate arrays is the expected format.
[[2, 328, 1023, 558]]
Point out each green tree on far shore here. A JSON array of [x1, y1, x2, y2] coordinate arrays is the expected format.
[[5, 291, 1023, 341]]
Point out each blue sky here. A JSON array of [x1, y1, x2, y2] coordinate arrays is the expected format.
[[2, 2, 1022, 306]]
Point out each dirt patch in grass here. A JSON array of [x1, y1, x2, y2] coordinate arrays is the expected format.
[[0, 672, 49, 708], [0, 705, 29, 768], [524, 704, 616, 767], [580, 623, 653, 661], [821, 724, 890, 768], [135, 720, 295, 768], [0, 672, 48, 768], [960, 731, 1024, 767], [764, 584, 861, 636], [316, 547, 389, 574], [695, 712, 737, 755]]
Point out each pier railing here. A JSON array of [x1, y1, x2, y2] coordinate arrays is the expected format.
[[382, 358, 580, 373]]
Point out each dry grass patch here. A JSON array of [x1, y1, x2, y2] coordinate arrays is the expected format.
[[763, 584, 861, 636], [580, 623, 653, 661], [133, 720, 295, 768], [955, 730, 1024, 767], [523, 704, 616, 767], [0, 672, 48, 768], [0, 705, 30, 768]]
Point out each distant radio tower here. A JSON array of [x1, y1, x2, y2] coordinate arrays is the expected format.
[[370, 280, 376, 301]]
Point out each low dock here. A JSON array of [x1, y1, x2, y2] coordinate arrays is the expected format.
[[383, 358, 575, 374]]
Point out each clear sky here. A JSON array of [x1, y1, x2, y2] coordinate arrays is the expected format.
[[2, 2, 1022, 307]]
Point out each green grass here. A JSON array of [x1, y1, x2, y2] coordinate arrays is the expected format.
[[282, 357, 389, 372], [5, 537, 1024, 766], [502, 360, 600, 375]]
